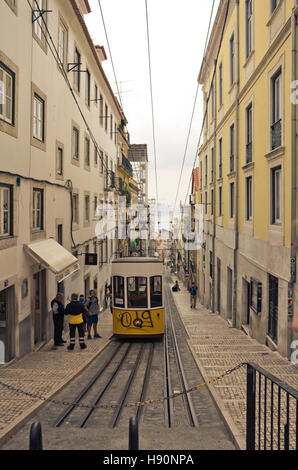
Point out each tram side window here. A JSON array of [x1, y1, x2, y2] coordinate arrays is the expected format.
[[127, 277, 147, 308], [113, 276, 124, 307], [150, 276, 162, 308]]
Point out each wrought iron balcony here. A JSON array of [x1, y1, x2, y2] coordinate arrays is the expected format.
[[105, 170, 116, 191], [271, 119, 282, 150], [120, 153, 133, 177]]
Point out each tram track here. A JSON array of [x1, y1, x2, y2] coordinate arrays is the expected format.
[[53, 277, 199, 430], [164, 284, 198, 428]]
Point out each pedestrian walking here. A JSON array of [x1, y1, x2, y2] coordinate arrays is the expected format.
[[190, 281, 198, 309], [50, 293, 66, 347], [79, 294, 87, 334], [85, 290, 101, 339], [64, 293, 87, 350]]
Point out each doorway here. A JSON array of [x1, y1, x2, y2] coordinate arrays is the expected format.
[[0, 286, 15, 362], [217, 258, 221, 314], [227, 267, 233, 319], [242, 279, 250, 325], [33, 270, 46, 346], [268, 274, 278, 344]]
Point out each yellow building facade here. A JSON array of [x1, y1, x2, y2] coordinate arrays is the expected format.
[[196, 0, 298, 358]]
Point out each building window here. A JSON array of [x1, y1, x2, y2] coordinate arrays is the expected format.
[[94, 84, 98, 105], [110, 114, 113, 139], [230, 182, 234, 219], [246, 176, 253, 221], [209, 251, 213, 278], [114, 123, 117, 144], [57, 146, 63, 176], [73, 126, 79, 160], [205, 191, 208, 215], [58, 19, 68, 69], [246, 0, 253, 58], [219, 186, 222, 217], [271, 0, 280, 13], [74, 48, 81, 92], [100, 150, 104, 174], [230, 124, 235, 172], [105, 104, 108, 132], [85, 136, 90, 167], [211, 147, 215, 184], [230, 33, 235, 85], [211, 189, 214, 216], [200, 160, 203, 188], [99, 94, 103, 126], [206, 97, 209, 129], [211, 80, 215, 121], [219, 62, 223, 106], [86, 69, 91, 107], [33, 0, 47, 46], [246, 103, 253, 163], [271, 166, 281, 224], [33, 93, 45, 141], [72, 193, 79, 224], [85, 195, 90, 222], [219, 138, 223, 178], [0, 185, 12, 237], [205, 155, 208, 186], [0, 63, 15, 125], [271, 68, 282, 150], [32, 188, 44, 230]]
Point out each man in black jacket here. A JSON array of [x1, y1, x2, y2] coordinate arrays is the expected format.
[[50, 293, 66, 347], [64, 293, 87, 350]]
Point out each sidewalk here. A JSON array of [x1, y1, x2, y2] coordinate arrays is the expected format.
[[0, 308, 113, 446], [169, 274, 298, 450]]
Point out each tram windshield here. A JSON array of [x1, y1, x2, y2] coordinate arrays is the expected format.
[[150, 276, 162, 308], [127, 277, 147, 308], [113, 276, 124, 307]]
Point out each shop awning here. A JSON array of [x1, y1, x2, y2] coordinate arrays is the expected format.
[[24, 239, 80, 283]]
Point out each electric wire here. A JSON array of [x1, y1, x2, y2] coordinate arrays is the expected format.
[[145, 0, 159, 209], [28, 0, 111, 174], [173, 0, 216, 214], [97, 0, 123, 110], [183, 0, 230, 207]]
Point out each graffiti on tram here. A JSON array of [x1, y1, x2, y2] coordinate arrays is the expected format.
[[119, 310, 155, 329]]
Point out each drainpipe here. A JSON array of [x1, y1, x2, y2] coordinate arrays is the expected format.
[[232, 0, 240, 328], [289, 1, 297, 358], [211, 58, 217, 313]]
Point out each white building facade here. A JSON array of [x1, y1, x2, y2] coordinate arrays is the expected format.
[[0, 0, 123, 360]]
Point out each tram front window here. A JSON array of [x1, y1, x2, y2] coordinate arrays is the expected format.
[[113, 276, 124, 307], [127, 277, 147, 308], [150, 276, 162, 308]]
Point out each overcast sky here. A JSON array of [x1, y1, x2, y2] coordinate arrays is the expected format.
[[85, 0, 219, 207]]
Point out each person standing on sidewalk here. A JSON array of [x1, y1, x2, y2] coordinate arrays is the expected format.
[[64, 293, 87, 350], [79, 294, 87, 334], [85, 290, 101, 339], [190, 281, 198, 309], [50, 293, 66, 347]]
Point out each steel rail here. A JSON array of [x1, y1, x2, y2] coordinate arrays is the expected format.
[[165, 285, 199, 427], [163, 290, 174, 427], [55, 341, 123, 427], [79, 342, 132, 428], [135, 342, 155, 424], [109, 344, 145, 428]]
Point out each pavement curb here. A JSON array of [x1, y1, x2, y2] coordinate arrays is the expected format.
[[0, 338, 111, 447]]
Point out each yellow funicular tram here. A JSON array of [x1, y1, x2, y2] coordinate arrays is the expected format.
[[112, 257, 164, 338]]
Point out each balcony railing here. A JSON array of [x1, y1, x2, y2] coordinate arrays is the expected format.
[[120, 153, 133, 177], [105, 170, 116, 191], [271, 119, 282, 150]]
